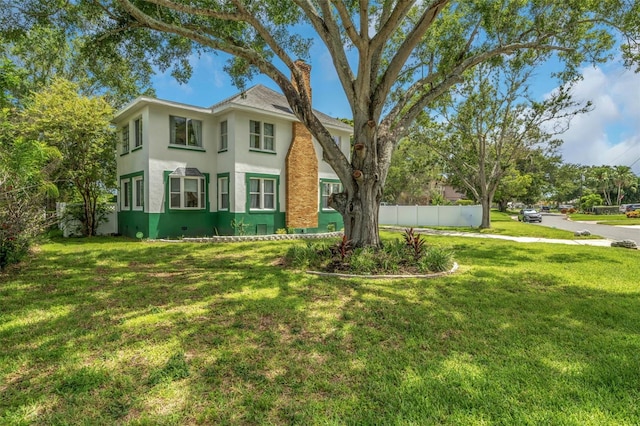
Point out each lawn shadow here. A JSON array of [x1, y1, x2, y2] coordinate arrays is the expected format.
[[2, 237, 640, 424]]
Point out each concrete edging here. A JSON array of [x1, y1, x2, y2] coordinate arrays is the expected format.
[[306, 262, 459, 279], [154, 231, 343, 243]]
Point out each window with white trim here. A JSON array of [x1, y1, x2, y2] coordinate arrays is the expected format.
[[121, 180, 130, 210], [134, 117, 143, 148], [322, 182, 342, 209], [249, 120, 275, 151], [220, 120, 228, 151], [249, 178, 275, 210], [170, 176, 206, 209], [170, 115, 202, 147], [133, 176, 144, 210], [264, 123, 274, 151], [121, 125, 129, 154], [218, 176, 229, 210]]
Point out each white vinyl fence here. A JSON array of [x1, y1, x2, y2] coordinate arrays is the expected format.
[[56, 202, 118, 237], [380, 205, 482, 227]]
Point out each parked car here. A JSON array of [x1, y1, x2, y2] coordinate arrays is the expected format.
[[625, 204, 640, 212], [518, 208, 542, 223], [541, 206, 550, 212]]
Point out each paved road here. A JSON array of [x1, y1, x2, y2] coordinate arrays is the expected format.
[[528, 213, 640, 243]]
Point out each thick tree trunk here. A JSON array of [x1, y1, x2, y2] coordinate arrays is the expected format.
[[328, 121, 391, 249], [331, 180, 382, 248]]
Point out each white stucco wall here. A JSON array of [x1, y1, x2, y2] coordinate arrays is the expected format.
[[229, 111, 284, 213], [115, 106, 150, 210], [146, 104, 218, 213]]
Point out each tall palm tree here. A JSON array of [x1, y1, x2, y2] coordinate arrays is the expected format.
[[612, 165, 637, 205]]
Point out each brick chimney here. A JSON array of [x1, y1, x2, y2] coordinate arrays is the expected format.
[[285, 60, 319, 229]]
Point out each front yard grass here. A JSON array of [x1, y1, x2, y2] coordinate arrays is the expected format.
[[568, 213, 640, 226], [2, 235, 640, 424], [427, 210, 602, 239]]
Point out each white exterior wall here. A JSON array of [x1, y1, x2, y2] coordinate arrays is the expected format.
[[146, 104, 217, 213], [315, 131, 351, 179], [231, 110, 291, 213], [116, 106, 150, 209], [216, 111, 235, 211]]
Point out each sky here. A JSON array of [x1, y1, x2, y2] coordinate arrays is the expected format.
[[151, 49, 640, 173]]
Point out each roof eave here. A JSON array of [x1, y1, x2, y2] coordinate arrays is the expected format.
[[213, 103, 352, 133], [112, 97, 212, 124]]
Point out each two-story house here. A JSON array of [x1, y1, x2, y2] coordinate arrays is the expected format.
[[112, 64, 352, 239]]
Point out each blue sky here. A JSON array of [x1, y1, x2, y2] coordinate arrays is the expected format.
[[152, 51, 640, 173]]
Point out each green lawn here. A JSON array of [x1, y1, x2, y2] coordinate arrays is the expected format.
[[568, 213, 640, 226], [2, 235, 640, 424], [426, 210, 602, 239]]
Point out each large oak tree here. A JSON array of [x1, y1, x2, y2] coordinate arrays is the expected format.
[[16, 0, 639, 247]]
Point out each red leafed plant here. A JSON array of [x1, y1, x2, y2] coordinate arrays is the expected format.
[[403, 227, 426, 260], [336, 234, 353, 261]]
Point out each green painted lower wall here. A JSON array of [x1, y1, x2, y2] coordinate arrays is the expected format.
[[118, 210, 149, 238], [150, 211, 216, 239], [318, 210, 344, 232], [118, 210, 343, 239]]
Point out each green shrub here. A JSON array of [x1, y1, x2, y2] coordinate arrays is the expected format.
[[456, 199, 475, 206], [376, 250, 400, 274], [382, 239, 408, 259], [419, 246, 454, 273], [580, 194, 603, 213], [231, 218, 251, 235], [284, 241, 330, 268], [0, 234, 29, 270], [284, 243, 316, 268], [349, 247, 378, 274], [275, 228, 287, 234], [284, 236, 454, 275]]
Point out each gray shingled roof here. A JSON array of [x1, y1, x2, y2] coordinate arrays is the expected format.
[[170, 167, 204, 177], [210, 84, 352, 132]]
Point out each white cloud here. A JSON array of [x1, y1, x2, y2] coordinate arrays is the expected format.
[[554, 65, 640, 172]]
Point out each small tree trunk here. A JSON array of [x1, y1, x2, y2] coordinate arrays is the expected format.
[[480, 197, 491, 229]]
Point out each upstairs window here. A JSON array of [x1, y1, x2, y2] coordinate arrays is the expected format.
[[170, 115, 202, 147], [121, 125, 129, 154], [219, 120, 228, 151], [264, 123, 274, 151], [249, 178, 275, 210], [249, 120, 275, 152], [134, 117, 143, 148]]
